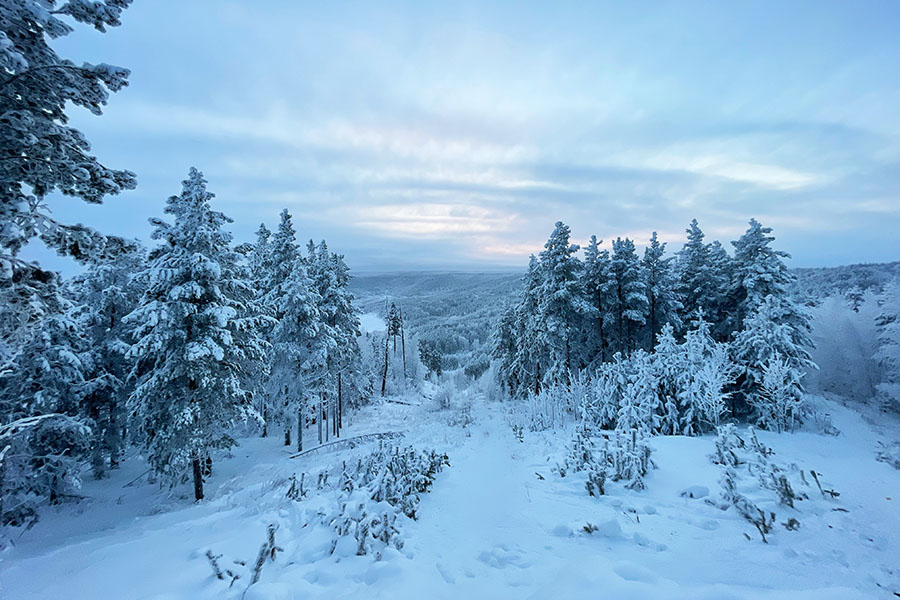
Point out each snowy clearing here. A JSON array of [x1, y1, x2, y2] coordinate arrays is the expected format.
[[2, 395, 898, 599]]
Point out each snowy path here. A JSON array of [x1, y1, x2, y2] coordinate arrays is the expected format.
[[1, 398, 899, 599]]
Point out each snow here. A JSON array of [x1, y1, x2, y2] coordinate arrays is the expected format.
[[360, 312, 386, 333], [2, 394, 899, 598]]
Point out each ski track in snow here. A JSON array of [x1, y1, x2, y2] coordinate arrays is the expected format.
[[1, 397, 899, 599]]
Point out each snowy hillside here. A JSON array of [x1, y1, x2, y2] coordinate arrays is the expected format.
[[2, 392, 899, 598]]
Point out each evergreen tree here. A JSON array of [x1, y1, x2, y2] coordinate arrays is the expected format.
[[731, 295, 815, 425], [874, 283, 900, 412], [126, 168, 264, 500], [642, 232, 683, 349], [68, 242, 145, 477], [676, 220, 729, 340], [729, 219, 795, 333], [610, 237, 648, 356], [268, 260, 324, 450], [582, 235, 612, 366], [535, 222, 589, 387], [1, 1, 136, 373], [511, 255, 544, 397]]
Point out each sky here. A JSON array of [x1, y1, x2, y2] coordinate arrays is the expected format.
[[26, 0, 900, 273]]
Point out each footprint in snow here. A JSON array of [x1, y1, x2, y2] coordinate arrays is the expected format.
[[477, 544, 531, 569]]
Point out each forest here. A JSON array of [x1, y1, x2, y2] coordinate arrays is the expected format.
[[2, 2, 900, 599]]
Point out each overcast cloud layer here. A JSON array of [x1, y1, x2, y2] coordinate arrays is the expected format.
[[27, 0, 900, 272]]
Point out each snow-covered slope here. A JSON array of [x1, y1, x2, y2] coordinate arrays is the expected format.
[[2, 394, 898, 599]]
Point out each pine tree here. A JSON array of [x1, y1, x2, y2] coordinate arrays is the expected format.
[[679, 314, 735, 433], [536, 222, 589, 388], [68, 242, 145, 477], [729, 219, 795, 333], [642, 232, 683, 349], [610, 237, 648, 356], [582, 235, 612, 366], [676, 220, 729, 340], [651, 324, 683, 435], [507, 255, 544, 397], [492, 306, 519, 396], [731, 295, 815, 426], [268, 260, 324, 450], [126, 168, 264, 500], [1, 1, 136, 372], [874, 283, 900, 412]]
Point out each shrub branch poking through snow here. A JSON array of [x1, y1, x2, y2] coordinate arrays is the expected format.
[[305, 443, 449, 558], [709, 424, 839, 543]]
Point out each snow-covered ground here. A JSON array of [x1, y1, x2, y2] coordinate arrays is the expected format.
[[359, 312, 386, 333], [2, 394, 899, 599]]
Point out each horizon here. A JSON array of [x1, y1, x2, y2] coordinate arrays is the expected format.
[[20, 0, 900, 274]]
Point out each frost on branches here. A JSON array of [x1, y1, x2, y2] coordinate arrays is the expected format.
[[126, 168, 267, 501]]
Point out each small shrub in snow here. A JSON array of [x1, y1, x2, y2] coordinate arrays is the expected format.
[[560, 426, 654, 494], [875, 441, 900, 470], [709, 425, 838, 543], [315, 444, 449, 557]]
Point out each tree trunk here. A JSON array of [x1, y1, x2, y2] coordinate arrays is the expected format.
[[283, 385, 291, 446], [316, 394, 325, 446], [337, 372, 342, 437], [381, 336, 389, 397], [324, 399, 329, 443], [400, 308, 407, 378], [192, 456, 204, 501], [297, 405, 303, 452], [261, 403, 268, 438]]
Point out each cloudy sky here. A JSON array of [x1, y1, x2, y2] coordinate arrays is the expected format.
[[29, 0, 900, 272]]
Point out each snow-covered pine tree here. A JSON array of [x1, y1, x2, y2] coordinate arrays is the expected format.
[[582, 235, 613, 367], [729, 219, 796, 335], [536, 222, 589, 388], [508, 255, 545, 397], [491, 306, 519, 396], [642, 232, 683, 349], [268, 259, 325, 450], [238, 223, 276, 436], [873, 283, 900, 412], [610, 237, 649, 356], [259, 209, 302, 439], [126, 168, 264, 500], [306, 240, 362, 438], [731, 295, 815, 427], [679, 313, 735, 434], [0, 283, 93, 522], [676, 220, 729, 340], [67, 241, 145, 477], [1, 1, 137, 375], [651, 324, 683, 435]]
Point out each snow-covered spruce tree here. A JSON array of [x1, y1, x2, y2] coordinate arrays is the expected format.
[[582, 235, 613, 367], [67, 241, 145, 477], [617, 349, 657, 432], [676, 220, 730, 341], [306, 240, 362, 437], [651, 324, 683, 435], [491, 305, 519, 396], [236, 223, 276, 436], [610, 237, 649, 356], [259, 209, 302, 440], [728, 219, 797, 335], [642, 232, 683, 349], [504, 255, 544, 397], [268, 259, 324, 451], [732, 295, 815, 428], [535, 221, 589, 389], [126, 168, 266, 501], [678, 314, 735, 434], [873, 283, 900, 412], [0, 288, 92, 523], [1, 1, 136, 368]]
